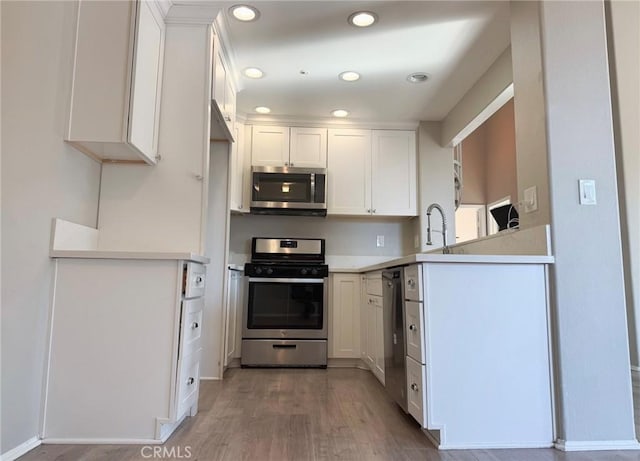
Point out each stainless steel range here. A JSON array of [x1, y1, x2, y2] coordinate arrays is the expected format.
[[241, 237, 328, 368]]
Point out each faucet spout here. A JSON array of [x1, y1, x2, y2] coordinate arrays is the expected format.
[[426, 203, 449, 254]]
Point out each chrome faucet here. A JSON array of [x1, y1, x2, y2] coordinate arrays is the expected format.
[[426, 203, 450, 254]]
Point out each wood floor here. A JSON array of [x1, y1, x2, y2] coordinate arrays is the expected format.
[[21, 368, 640, 461]]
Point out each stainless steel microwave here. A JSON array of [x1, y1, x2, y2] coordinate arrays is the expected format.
[[250, 166, 327, 216]]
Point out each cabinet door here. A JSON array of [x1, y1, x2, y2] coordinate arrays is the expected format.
[[251, 126, 290, 166], [330, 274, 361, 358], [406, 355, 427, 427], [327, 129, 372, 215], [224, 74, 236, 133], [372, 295, 385, 385], [212, 36, 226, 109], [371, 130, 417, 216], [230, 123, 246, 212], [225, 270, 241, 366], [405, 301, 425, 364], [128, 0, 165, 162], [365, 297, 376, 370], [290, 127, 327, 168]]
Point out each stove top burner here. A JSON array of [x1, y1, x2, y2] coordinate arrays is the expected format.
[[244, 262, 328, 278]]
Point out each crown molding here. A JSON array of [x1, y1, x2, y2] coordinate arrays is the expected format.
[[164, 2, 220, 25], [239, 114, 420, 131]]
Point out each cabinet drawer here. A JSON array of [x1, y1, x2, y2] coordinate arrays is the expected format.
[[184, 262, 206, 299], [365, 271, 383, 296], [405, 301, 425, 364], [406, 355, 427, 427], [181, 298, 204, 357], [177, 348, 201, 419], [404, 264, 423, 301]]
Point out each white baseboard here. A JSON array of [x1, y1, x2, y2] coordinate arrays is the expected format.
[[437, 441, 553, 450], [42, 438, 162, 445], [199, 376, 222, 380], [327, 358, 367, 369], [555, 439, 640, 451], [1, 436, 42, 461]]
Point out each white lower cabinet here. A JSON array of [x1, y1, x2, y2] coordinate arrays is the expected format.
[[372, 295, 385, 385], [361, 271, 385, 385], [224, 268, 244, 366], [329, 274, 361, 359], [44, 257, 207, 443], [405, 301, 425, 364], [406, 355, 427, 427]]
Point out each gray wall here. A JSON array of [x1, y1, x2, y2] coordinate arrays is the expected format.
[[229, 215, 413, 259], [535, 0, 635, 444], [416, 122, 455, 252], [1, 1, 101, 453], [608, 0, 640, 368], [510, 1, 551, 231]]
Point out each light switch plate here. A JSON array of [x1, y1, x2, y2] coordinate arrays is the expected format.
[[524, 186, 538, 213], [579, 179, 597, 205]]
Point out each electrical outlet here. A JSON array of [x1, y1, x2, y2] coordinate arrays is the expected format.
[[524, 186, 538, 213], [414, 234, 420, 249], [376, 235, 385, 248]]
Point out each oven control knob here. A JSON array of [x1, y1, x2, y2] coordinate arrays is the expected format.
[[311, 268, 319, 276], [266, 268, 274, 275], [301, 268, 308, 275], [255, 267, 262, 275]]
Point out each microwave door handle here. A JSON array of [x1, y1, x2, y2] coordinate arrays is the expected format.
[[310, 173, 315, 203]]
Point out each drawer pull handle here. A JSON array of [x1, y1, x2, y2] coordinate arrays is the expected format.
[[273, 344, 296, 349], [191, 322, 199, 330], [411, 383, 419, 392], [186, 377, 195, 386], [409, 324, 417, 331]]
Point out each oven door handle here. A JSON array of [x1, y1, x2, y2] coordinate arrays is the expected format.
[[248, 278, 325, 283]]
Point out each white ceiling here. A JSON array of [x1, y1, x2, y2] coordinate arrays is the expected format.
[[216, 1, 511, 123]]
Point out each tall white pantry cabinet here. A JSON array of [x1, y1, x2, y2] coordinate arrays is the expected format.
[[45, 0, 235, 444]]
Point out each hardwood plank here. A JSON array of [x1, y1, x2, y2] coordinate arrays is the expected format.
[[19, 369, 640, 461]]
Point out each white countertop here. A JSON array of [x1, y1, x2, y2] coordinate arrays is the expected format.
[[331, 253, 555, 273], [50, 250, 210, 264]]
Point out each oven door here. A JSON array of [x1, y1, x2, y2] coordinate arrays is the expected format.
[[243, 277, 328, 339]]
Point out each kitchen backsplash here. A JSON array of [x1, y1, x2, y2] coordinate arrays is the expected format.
[[229, 214, 416, 258]]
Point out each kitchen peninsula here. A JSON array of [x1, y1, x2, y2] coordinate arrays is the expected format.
[[328, 245, 555, 449]]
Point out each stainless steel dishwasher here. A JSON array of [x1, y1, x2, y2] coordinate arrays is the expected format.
[[382, 267, 408, 412]]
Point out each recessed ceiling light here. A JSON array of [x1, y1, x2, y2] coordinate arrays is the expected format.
[[331, 109, 349, 118], [348, 11, 378, 27], [339, 71, 361, 82], [255, 106, 271, 114], [230, 4, 260, 22], [407, 72, 430, 83], [243, 67, 264, 79]]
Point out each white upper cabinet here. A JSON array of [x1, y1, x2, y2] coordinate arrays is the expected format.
[[372, 130, 417, 216], [327, 129, 372, 215], [251, 126, 290, 166], [210, 33, 235, 142], [251, 126, 327, 168], [328, 128, 417, 216], [66, 0, 165, 165], [229, 123, 247, 213], [290, 127, 328, 167]]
